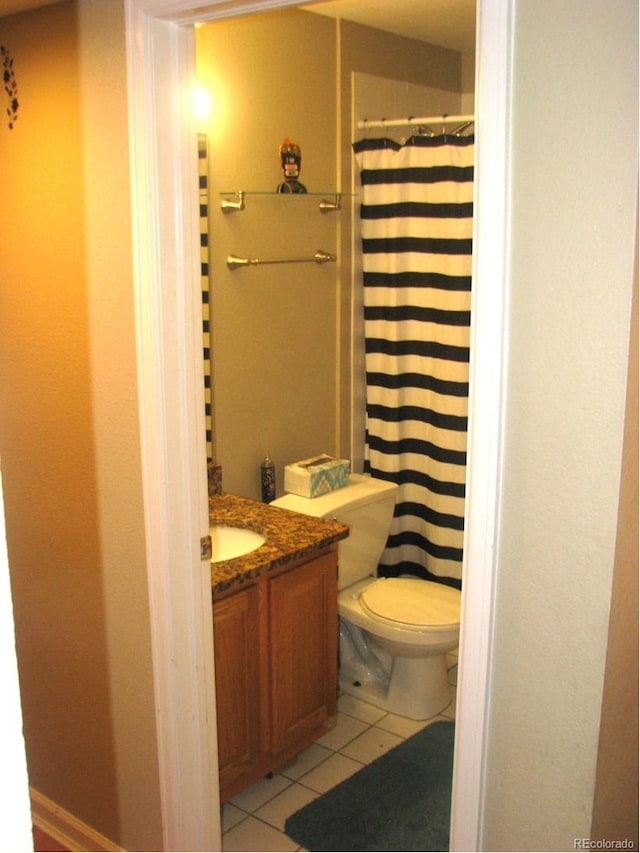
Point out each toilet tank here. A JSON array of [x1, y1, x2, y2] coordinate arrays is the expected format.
[[271, 474, 398, 589]]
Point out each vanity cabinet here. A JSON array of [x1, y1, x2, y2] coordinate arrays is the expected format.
[[213, 583, 265, 800], [213, 547, 338, 803]]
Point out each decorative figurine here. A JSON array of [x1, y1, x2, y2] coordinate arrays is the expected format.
[[277, 137, 307, 193]]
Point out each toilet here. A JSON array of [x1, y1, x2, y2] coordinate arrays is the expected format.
[[271, 473, 460, 720]]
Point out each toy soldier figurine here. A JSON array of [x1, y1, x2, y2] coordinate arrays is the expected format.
[[277, 137, 307, 193]]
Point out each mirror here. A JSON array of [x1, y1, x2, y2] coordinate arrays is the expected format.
[[198, 133, 213, 464], [195, 2, 475, 502]]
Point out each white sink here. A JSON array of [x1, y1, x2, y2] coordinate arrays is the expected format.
[[210, 524, 265, 562]]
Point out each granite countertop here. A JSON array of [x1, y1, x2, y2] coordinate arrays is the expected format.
[[209, 492, 349, 595]]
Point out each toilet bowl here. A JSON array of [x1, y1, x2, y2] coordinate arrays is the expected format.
[[341, 576, 460, 656], [338, 576, 460, 719], [271, 473, 461, 720]]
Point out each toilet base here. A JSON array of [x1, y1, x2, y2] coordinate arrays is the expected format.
[[339, 652, 451, 720]]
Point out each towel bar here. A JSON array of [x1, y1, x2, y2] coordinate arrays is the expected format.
[[227, 250, 336, 270]]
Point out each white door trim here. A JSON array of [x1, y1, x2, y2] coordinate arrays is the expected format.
[[124, 1, 514, 850], [124, 3, 220, 850], [450, 0, 513, 849]]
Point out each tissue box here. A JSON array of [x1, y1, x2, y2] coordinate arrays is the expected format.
[[284, 455, 350, 498]]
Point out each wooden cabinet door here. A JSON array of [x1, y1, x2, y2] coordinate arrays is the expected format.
[[269, 551, 338, 755], [213, 584, 263, 800]]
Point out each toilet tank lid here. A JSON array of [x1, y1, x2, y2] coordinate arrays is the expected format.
[[270, 473, 398, 518]]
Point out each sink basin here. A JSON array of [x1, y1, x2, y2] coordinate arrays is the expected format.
[[210, 524, 265, 562]]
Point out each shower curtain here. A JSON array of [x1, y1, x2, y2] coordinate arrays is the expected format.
[[353, 133, 474, 583]]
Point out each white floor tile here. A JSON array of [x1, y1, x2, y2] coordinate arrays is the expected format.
[[297, 751, 363, 794], [222, 815, 298, 852], [313, 711, 369, 751], [229, 773, 291, 813], [279, 742, 333, 781], [221, 802, 247, 833], [254, 782, 319, 831], [376, 712, 430, 738], [340, 724, 403, 764], [221, 691, 455, 849], [338, 692, 387, 724]]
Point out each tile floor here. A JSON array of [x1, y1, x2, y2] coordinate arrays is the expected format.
[[221, 650, 458, 852]]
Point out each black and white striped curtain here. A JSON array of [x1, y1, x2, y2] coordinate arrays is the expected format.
[[353, 134, 474, 583]]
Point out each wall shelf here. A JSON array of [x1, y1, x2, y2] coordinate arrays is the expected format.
[[219, 191, 348, 212]]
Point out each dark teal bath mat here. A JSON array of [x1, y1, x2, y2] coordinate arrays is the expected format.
[[284, 719, 454, 852]]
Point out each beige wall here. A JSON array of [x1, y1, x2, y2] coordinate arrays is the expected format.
[[196, 9, 463, 500], [0, 2, 162, 849], [482, 0, 638, 849]]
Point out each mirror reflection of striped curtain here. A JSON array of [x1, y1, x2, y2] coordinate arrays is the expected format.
[[353, 134, 474, 584]]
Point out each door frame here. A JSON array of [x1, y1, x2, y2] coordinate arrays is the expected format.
[[124, 0, 514, 849]]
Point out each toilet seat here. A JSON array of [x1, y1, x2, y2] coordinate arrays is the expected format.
[[359, 577, 460, 630]]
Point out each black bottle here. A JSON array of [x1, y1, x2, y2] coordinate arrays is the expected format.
[[261, 454, 275, 503]]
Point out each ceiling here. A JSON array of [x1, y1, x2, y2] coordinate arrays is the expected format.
[[305, 0, 476, 54], [0, 0, 476, 55]]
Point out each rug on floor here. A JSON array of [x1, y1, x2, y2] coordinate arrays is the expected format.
[[284, 719, 455, 852]]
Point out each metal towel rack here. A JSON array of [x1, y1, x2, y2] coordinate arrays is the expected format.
[[227, 250, 336, 270]]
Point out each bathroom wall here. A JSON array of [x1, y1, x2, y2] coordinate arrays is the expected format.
[[0, 2, 163, 849], [460, 51, 476, 115], [196, 9, 463, 501], [481, 0, 638, 848]]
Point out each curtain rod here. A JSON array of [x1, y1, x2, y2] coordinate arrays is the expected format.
[[357, 114, 474, 130]]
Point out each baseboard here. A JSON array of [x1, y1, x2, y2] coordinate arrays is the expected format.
[[30, 788, 123, 852]]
